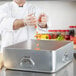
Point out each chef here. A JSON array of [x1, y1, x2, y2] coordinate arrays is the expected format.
[[0, 0, 48, 68]]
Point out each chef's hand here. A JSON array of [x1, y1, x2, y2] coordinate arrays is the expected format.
[[38, 13, 47, 28], [13, 19, 25, 30], [24, 14, 37, 26], [13, 14, 37, 30], [0, 53, 4, 69]]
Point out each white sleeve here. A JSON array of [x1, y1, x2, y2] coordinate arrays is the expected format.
[[0, 3, 16, 32], [0, 15, 16, 32]]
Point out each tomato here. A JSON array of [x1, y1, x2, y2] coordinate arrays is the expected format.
[[48, 34, 51, 39]]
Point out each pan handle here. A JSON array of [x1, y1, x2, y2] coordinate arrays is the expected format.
[[62, 52, 69, 63], [20, 56, 35, 67]]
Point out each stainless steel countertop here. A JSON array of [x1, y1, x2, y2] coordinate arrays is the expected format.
[[0, 56, 76, 76]]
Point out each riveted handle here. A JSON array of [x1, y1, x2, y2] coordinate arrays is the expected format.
[[20, 56, 35, 67], [62, 52, 69, 63]]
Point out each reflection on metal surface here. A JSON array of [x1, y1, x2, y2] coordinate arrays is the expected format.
[[1, 68, 6, 76], [52, 62, 74, 76], [26, 40, 32, 49], [0, 61, 74, 76]]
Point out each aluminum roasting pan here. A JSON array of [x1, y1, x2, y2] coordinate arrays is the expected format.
[[3, 40, 74, 73]]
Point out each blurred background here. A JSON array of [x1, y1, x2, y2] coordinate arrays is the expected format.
[[0, 1, 76, 30]]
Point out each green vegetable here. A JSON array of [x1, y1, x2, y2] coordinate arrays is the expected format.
[[56, 35, 64, 41]]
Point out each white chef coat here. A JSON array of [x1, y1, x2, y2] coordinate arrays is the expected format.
[[0, 1, 44, 52]]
